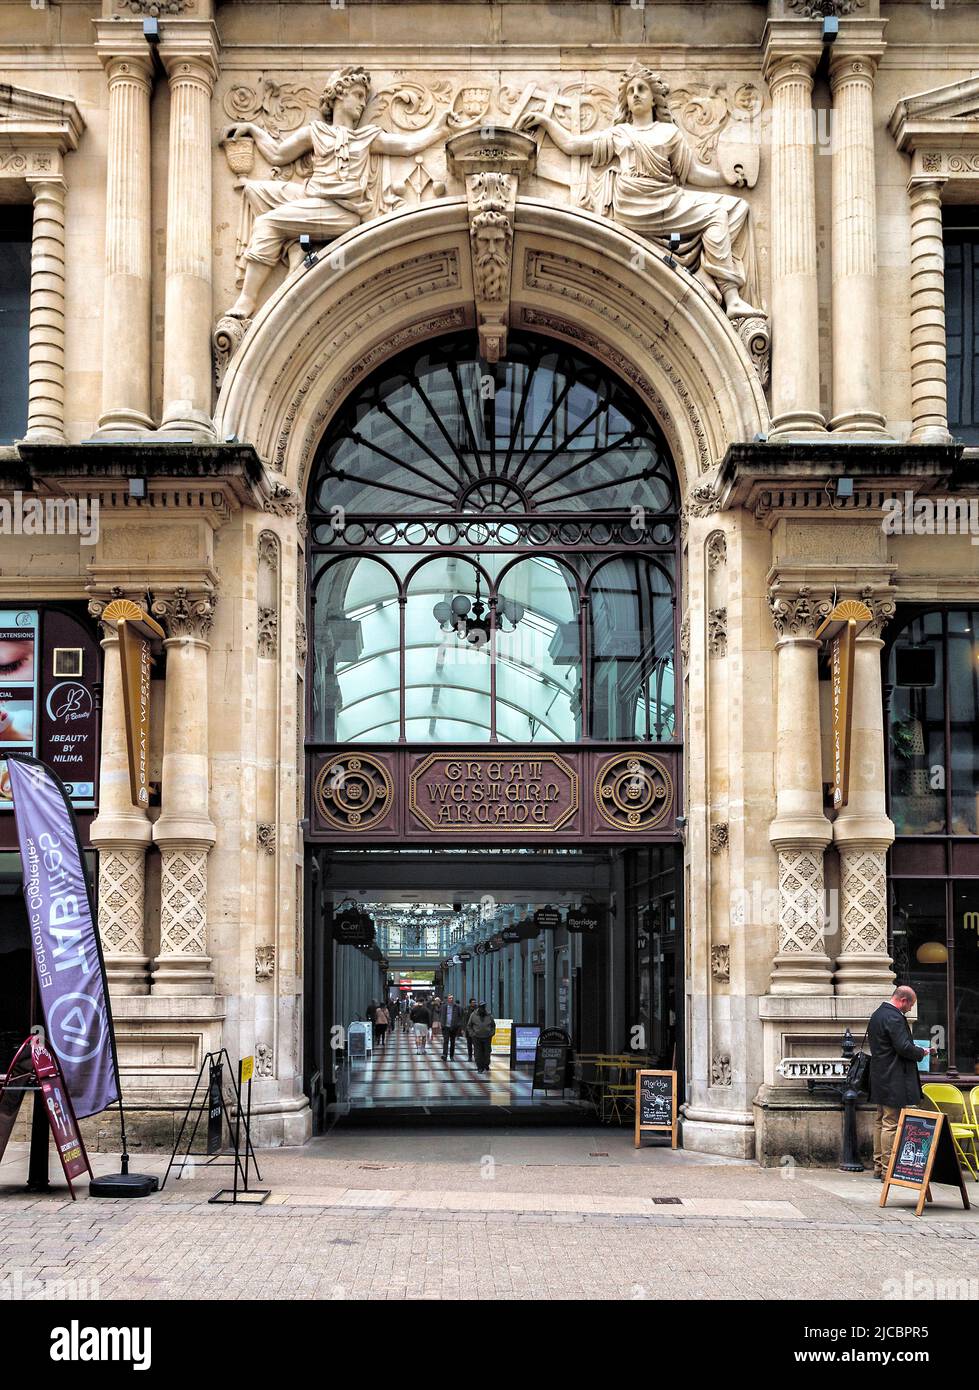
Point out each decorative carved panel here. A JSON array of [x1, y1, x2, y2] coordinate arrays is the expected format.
[[593, 753, 673, 832]]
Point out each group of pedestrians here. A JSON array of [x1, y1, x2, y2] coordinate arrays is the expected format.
[[365, 993, 497, 1073]]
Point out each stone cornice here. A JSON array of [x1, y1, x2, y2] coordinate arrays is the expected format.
[[9, 441, 272, 515], [158, 18, 221, 81], [717, 441, 965, 519], [0, 83, 85, 159]]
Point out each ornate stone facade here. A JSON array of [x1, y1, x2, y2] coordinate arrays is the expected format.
[[1, 0, 975, 1164]]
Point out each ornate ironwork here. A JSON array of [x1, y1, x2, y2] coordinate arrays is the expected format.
[[308, 330, 678, 520]]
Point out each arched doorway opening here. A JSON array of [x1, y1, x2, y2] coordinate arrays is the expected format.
[[303, 329, 684, 1124]]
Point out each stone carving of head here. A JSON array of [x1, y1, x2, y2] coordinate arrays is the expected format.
[[471, 209, 512, 302], [320, 66, 372, 123], [614, 61, 674, 125]]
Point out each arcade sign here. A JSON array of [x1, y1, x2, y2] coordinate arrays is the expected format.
[[534, 906, 561, 930], [334, 909, 375, 946]]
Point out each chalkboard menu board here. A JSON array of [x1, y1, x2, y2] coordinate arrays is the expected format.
[[532, 1028, 572, 1093], [634, 1070, 677, 1149], [880, 1107, 970, 1216]]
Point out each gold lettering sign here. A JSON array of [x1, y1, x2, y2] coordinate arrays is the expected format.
[[409, 753, 578, 833], [101, 599, 164, 809], [815, 599, 873, 812]]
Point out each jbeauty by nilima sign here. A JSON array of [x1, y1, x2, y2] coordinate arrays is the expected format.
[[7, 755, 118, 1118]]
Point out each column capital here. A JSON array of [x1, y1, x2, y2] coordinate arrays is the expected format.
[[761, 18, 826, 77], [827, 23, 887, 90], [907, 174, 947, 201], [94, 20, 156, 87], [768, 583, 833, 641], [763, 48, 820, 90], [855, 584, 897, 639], [158, 18, 220, 86], [149, 585, 217, 641]]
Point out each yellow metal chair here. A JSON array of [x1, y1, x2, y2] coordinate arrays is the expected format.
[[922, 1082, 979, 1180]]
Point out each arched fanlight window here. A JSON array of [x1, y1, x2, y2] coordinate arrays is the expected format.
[[309, 331, 677, 517], [307, 330, 680, 748]]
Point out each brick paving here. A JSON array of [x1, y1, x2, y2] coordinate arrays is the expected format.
[[1, 1129, 977, 1300]]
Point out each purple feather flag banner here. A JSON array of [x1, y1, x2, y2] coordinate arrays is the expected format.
[[7, 756, 118, 1119]]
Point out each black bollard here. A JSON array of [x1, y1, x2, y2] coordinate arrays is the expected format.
[[839, 1028, 865, 1172]]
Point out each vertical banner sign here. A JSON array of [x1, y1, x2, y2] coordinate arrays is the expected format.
[[7, 756, 118, 1118], [100, 599, 164, 810], [830, 623, 855, 811], [207, 1060, 224, 1155], [815, 600, 873, 813], [117, 620, 152, 809]]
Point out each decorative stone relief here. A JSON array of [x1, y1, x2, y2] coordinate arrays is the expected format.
[[447, 130, 536, 363], [708, 607, 727, 658], [705, 530, 727, 572], [222, 66, 457, 321], [710, 944, 730, 983], [682, 478, 721, 519], [679, 614, 690, 668], [255, 944, 276, 981], [98, 848, 146, 954], [768, 585, 831, 641], [710, 822, 729, 855], [159, 847, 208, 956], [777, 849, 825, 954], [859, 586, 897, 639], [258, 531, 281, 659], [115, 0, 193, 12], [256, 1043, 274, 1078], [263, 482, 299, 517], [788, 0, 864, 15], [213, 315, 251, 389], [518, 62, 763, 320], [839, 850, 888, 957], [710, 1053, 732, 1086], [257, 823, 276, 856], [735, 314, 771, 386], [150, 588, 217, 642]]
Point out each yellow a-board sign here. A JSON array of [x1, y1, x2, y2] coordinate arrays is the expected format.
[[240, 1055, 254, 1085]]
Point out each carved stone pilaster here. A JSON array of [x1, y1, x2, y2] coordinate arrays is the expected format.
[[446, 128, 537, 362]]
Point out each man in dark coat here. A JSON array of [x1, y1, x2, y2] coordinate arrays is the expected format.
[[868, 985, 932, 1179], [440, 995, 464, 1061]]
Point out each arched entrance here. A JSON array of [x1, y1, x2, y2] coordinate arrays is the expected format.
[[212, 198, 768, 1128], [303, 327, 684, 1122]]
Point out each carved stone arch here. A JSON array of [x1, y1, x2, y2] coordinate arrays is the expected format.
[[213, 198, 770, 504]]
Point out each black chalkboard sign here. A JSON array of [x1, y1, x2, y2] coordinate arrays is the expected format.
[[532, 1028, 572, 1094], [207, 1060, 223, 1155], [634, 1070, 677, 1148], [880, 1107, 970, 1216]]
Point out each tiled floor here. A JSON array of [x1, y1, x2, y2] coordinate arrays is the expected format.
[[345, 1022, 587, 1112]]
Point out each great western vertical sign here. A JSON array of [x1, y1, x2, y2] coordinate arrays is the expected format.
[[815, 600, 873, 813]]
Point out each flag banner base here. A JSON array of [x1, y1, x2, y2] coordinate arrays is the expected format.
[[208, 1187, 270, 1205], [88, 1172, 159, 1198]]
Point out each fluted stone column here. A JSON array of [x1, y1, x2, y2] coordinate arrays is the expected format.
[[23, 177, 67, 444], [829, 50, 887, 436], [768, 588, 834, 995], [833, 596, 897, 996], [150, 588, 217, 995], [908, 177, 952, 445], [94, 49, 154, 437], [160, 35, 219, 439], [765, 49, 825, 436], [87, 600, 153, 994]]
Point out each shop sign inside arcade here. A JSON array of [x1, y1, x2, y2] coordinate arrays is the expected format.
[[308, 747, 680, 842]]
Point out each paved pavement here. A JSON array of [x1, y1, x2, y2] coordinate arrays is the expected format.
[[1, 1127, 977, 1301]]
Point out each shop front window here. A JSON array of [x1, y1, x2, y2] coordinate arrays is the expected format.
[[887, 604, 979, 1080]]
